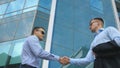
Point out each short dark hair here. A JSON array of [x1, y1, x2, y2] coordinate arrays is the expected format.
[[31, 27, 45, 35], [91, 17, 104, 24], [90, 17, 104, 27]]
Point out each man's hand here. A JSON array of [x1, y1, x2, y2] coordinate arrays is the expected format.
[[59, 56, 70, 65]]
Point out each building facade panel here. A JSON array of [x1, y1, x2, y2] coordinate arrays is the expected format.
[[49, 0, 118, 68], [0, 0, 119, 68]]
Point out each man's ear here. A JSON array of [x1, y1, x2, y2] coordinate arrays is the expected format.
[[34, 30, 37, 35]]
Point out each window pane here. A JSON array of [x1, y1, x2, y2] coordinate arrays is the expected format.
[[25, 0, 39, 8], [4, 11, 22, 17], [38, 0, 51, 14], [15, 17, 34, 39], [90, 0, 103, 13], [39, 0, 52, 10], [38, 6, 50, 14], [0, 3, 8, 15], [0, 0, 15, 5], [6, 0, 25, 13], [23, 7, 37, 13], [6, 21, 18, 40], [10, 39, 25, 64], [0, 15, 3, 19], [0, 42, 11, 66], [0, 24, 10, 42]]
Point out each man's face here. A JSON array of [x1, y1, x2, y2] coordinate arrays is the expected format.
[[35, 28, 45, 40], [89, 19, 99, 32]]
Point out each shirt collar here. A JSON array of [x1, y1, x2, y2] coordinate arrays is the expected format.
[[94, 28, 104, 37]]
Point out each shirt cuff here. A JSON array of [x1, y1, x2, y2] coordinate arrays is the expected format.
[[70, 58, 75, 64], [52, 54, 60, 61]]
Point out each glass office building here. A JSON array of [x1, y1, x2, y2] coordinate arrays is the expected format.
[[0, 0, 120, 68]]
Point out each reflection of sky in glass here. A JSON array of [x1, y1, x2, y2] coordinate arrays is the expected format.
[[39, 0, 51, 9], [0, 0, 15, 5], [0, 15, 3, 19], [25, 0, 39, 8], [11, 39, 25, 57], [38, 0, 51, 14], [90, 0, 103, 13], [38, 7, 50, 14], [0, 38, 25, 57], [0, 24, 10, 42], [4, 11, 22, 17], [0, 3, 8, 15], [23, 7, 37, 13], [0, 42, 11, 54], [6, 0, 25, 13]]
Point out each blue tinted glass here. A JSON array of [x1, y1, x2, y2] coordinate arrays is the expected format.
[[0, 3, 8, 15], [10, 38, 25, 64], [0, 42, 11, 66], [25, 0, 39, 8], [51, 43, 73, 56], [23, 7, 37, 13], [0, 15, 3, 19], [0, 11, 35, 42], [90, 0, 103, 13], [0, 0, 15, 5], [6, 21, 18, 40], [0, 23, 10, 42], [34, 16, 49, 30], [52, 23, 74, 50], [38, 6, 50, 14], [15, 17, 34, 38], [6, 0, 25, 13], [4, 11, 22, 17], [39, 0, 52, 10], [50, 0, 117, 68]]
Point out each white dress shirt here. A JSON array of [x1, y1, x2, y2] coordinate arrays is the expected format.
[[70, 26, 120, 66], [21, 35, 59, 68]]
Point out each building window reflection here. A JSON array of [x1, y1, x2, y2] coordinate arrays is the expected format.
[[25, 0, 39, 8], [0, 41, 11, 66], [90, 0, 103, 14], [10, 38, 25, 64], [0, 3, 8, 15], [6, 0, 25, 13]]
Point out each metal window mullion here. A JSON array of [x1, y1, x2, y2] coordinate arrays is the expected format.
[[2, 0, 11, 18], [111, 0, 120, 31], [42, 0, 57, 68]]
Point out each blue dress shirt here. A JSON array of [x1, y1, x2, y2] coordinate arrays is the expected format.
[[21, 35, 59, 68], [70, 26, 120, 66]]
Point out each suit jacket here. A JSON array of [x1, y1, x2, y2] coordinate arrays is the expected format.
[[92, 40, 120, 68], [92, 40, 120, 58]]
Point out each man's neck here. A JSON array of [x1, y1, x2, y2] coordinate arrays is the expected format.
[[96, 28, 104, 33]]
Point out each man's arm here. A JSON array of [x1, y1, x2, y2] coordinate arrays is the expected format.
[[57, 48, 95, 66], [27, 36, 59, 61], [107, 27, 120, 46], [67, 49, 94, 66]]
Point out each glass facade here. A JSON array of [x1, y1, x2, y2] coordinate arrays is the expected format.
[[115, 0, 120, 20], [0, 0, 119, 68], [0, 0, 51, 68], [49, 0, 118, 68]]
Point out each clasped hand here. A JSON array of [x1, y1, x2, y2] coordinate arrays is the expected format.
[[59, 56, 70, 65]]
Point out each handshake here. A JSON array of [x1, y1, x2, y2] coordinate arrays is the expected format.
[[59, 56, 70, 65]]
